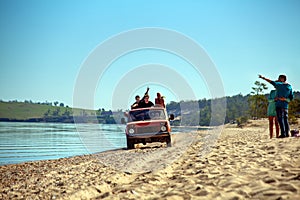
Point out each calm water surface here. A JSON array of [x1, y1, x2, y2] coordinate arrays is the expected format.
[[0, 122, 199, 166], [0, 122, 127, 165]]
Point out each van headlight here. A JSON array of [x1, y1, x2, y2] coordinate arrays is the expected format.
[[160, 126, 167, 132], [129, 128, 135, 134]]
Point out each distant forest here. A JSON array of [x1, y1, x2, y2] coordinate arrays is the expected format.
[[166, 91, 300, 126], [1, 91, 299, 126]]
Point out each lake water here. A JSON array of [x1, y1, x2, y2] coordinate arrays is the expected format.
[[0, 122, 199, 166]]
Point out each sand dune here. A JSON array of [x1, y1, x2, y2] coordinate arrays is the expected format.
[[1, 119, 299, 199]]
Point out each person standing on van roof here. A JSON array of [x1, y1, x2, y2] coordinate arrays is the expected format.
[[131, 87, 153, 109], [138, 94, 154, 108], [155, 92, 165, 108]]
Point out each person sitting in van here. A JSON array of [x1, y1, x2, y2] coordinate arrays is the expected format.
[[131, 95, 140, 109]]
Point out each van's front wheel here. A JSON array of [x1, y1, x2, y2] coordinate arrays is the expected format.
[[127, 139, 135, 149], [166, 135, 172, 147]]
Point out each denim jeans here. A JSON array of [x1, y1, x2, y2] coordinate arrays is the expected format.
[[276, 107, 289, 137]]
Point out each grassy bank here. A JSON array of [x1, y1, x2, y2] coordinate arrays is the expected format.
[[0, 101, 95, 120]]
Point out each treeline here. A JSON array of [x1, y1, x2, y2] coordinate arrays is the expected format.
[[42, 107, 74, 123], [1, 90, 299, 125], [0, 99, 68, 107], [166, 91, 300, 126], [43, 108, 117, 124]]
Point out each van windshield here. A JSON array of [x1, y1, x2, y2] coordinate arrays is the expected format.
[[129, 109, 166, 122]]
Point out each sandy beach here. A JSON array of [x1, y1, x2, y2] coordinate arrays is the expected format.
[[1, 119, 300, 199]]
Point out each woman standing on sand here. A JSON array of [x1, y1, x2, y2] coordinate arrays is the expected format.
[[267, 90, 280, 138]]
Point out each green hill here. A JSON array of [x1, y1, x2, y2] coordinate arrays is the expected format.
[[0, 101, 95, 121]]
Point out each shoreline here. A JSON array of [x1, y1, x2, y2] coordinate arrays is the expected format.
[[0, 123, 212, 167], [1, 119, 300, 199]]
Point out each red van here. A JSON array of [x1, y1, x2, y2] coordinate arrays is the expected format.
[[125, 107, 173, 149]]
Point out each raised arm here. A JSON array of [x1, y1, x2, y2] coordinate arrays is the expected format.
[[144, 87, 149, 96], [258, 74, 272, 83], [140, 87, 150, 103]]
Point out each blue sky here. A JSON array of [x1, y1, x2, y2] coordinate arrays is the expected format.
[[0, 0, 299, 110]]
